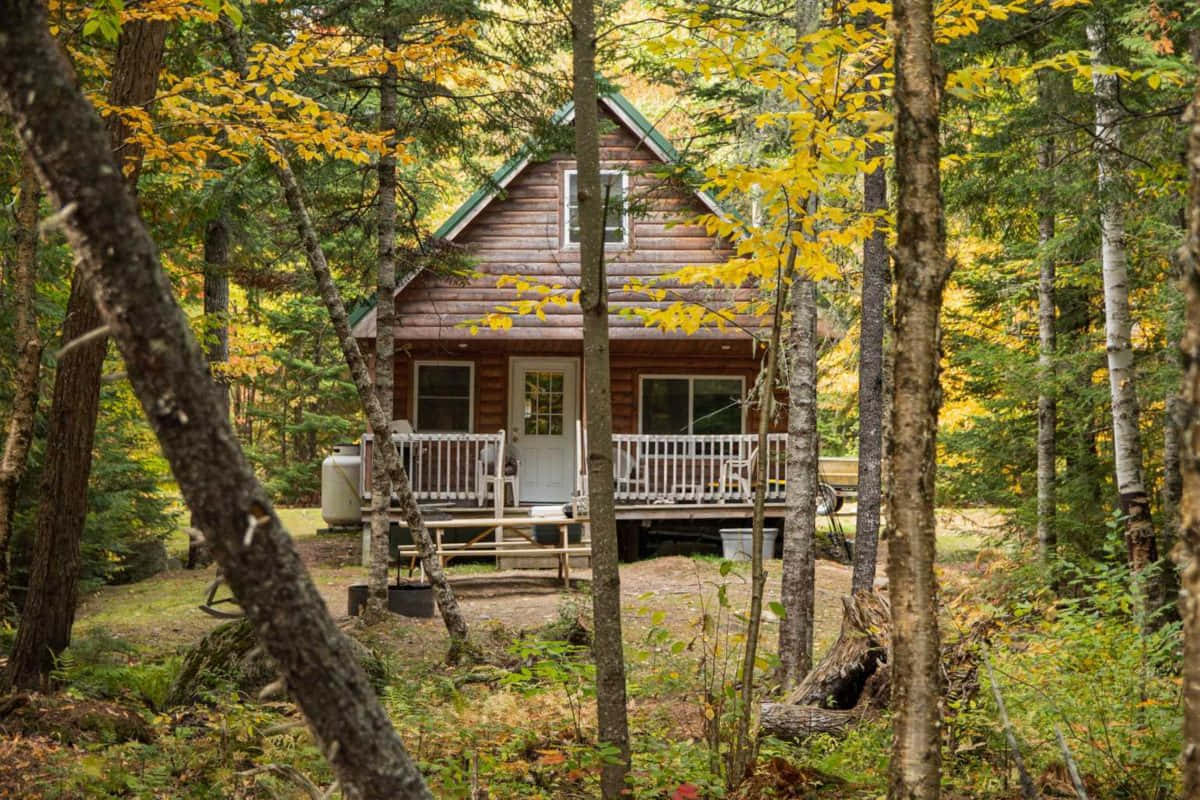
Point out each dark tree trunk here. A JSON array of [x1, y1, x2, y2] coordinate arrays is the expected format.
[[851, 141, 888, 593], [369, 13, 399, 615], [888, 0, 949, 795], [4, 16, 167, 692], [571, 3, 630, 795], [0, 151, 42, 621], [187, 213, 230, 569], [1176, 41, 1200, 799], [203, 215, 231, 416], [0, 4, 434, 794]]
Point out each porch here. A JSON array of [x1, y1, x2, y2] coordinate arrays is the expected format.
[[358, 429, 798, 515]]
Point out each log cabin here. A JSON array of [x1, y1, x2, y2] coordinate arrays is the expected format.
[[347, 92, 853, 561]]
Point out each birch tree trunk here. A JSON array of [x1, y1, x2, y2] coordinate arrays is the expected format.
[[571, 3, 630, 794], [1177, 39, 1200, 798], [851, 140, 888, 593], [4, 15, 167, 691], [1086, 20, 1160, 586], [778, 0, 823, 691], [889, 0, 949, 795], [0, 151, 41, 621], [780, 271, 817, 689], [369, 14, 399, 615], [1036, 73, 1057, 565]]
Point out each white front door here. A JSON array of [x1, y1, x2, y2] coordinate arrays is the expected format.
[[509, 358, 578, 504]]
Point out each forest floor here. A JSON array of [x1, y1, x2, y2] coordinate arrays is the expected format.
[[73, 505, 989, 663], [4, 507, 1052, 800]]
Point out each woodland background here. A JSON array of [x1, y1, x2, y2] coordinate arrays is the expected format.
[[0, 0, 1198, 797]]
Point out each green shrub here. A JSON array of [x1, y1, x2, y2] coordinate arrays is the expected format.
[[54, 628, 181, 711]]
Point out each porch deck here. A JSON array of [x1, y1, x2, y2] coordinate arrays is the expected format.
[[359, 429, 830, 516]]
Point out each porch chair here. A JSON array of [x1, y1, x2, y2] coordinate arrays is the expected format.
[[717, 445, 757, 503], [613, 448, 650, 500], [476, 442, 519, 509]]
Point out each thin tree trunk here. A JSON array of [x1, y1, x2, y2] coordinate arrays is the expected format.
[[369, 12, 399, 616], [571, 3, 630, 794], [0, 151, 42, 620], [1086, 21, 1160, 587], [216, 12, 467, 650], [1036, 72, 1057, 564], [4, 16, 167, 692], [731, 246, 792, 786], [889, 0, 949, 795], [780, 269, 817, 689], [778, 0, 822, 691], [0, 6, 436, 793], [851, 141, 888, 593], [188, 212, 230, 569], [203, 216, 231, 416], [273, 156, 471, 662], [1177, 39, 1200, 798]]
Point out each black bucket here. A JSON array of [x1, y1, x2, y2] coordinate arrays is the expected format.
[[348, 583, 434, 617], [389, 583, 435, 618]]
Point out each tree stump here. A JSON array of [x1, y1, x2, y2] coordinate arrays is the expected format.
[[761, 591, 890, 741], [784, 590, 890, 708], [166, 619, 387, 707]]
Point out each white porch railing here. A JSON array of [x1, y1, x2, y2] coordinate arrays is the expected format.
[[611, 433, 788, 504], [360, 431, 506, 508]]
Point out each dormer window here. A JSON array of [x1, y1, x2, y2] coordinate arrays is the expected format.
[[564, 169, 629, 247]]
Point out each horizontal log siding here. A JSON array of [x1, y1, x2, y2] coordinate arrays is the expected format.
[[391, 109, 754, 341], [388, 340, 779, 436]]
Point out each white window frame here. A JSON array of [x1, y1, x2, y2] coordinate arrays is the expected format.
[[412, 360, 475, 433], [563, 168, 630, 249], [637, 374, 746, 435]]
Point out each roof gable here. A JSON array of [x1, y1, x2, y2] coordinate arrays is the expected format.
[[351, 92, 742, 341], [433, 93, 725, 243]]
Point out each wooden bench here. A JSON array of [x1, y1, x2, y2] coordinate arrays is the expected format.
[[392, 516, 591, 587]]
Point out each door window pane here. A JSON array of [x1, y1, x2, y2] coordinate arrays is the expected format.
[[524, 370, 565, 437], [415, 364, 471, 431]]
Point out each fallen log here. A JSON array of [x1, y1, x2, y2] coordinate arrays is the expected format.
[[759, 704, 862, 740]]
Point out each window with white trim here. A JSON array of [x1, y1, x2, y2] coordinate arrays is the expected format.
[[564, 169, 629, 246], [413, 362, 473, 432], [640, 376, 744, 435]]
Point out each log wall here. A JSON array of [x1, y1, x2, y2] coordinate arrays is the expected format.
[[390, 339, 782, 435]]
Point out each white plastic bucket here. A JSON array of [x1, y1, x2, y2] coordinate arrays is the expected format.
[[719, 528, 778, 561]]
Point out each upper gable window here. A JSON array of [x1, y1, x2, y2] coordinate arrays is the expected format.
[[564, 169, 629, 247]]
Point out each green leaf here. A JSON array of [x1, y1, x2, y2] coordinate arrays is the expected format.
[[769, 601, 787, 620]]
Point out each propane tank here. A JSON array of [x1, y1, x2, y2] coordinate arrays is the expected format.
[[321, 443, 362, 527]]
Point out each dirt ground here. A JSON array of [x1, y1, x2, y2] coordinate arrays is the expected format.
[[73, 507, 988, 664]]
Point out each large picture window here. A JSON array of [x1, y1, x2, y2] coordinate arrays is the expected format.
[[564, 169, 629, 247], [414, 362, 473, 432], [640, 376, 743, 435]]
